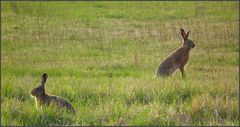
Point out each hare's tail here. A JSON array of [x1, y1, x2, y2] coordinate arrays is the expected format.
[[68, 105, 76, 115], [71, 108, 76, 115]]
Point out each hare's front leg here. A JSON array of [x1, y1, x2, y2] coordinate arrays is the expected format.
[[180, 66, 185, 79]]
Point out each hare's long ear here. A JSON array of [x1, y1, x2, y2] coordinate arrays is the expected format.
[[185, 30, 190, 39], [180, 28, 187, 41], [41, 73, 48, 87]]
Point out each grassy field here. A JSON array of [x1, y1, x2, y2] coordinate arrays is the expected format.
[[1, 1, 239, 126]]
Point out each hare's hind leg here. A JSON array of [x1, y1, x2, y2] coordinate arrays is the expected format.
[[180, 66, 185, 79]]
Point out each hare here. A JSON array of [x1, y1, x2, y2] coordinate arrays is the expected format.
[[155, 28, 195, 78], [31, 73, 76, 114]]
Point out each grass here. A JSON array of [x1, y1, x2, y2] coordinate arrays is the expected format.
[[1, 1, 239, 126]]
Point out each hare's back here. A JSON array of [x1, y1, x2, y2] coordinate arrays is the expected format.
[[158, 57, 179, 75], [53, 96, 71, 106], [49, 96, 75, 113], [56, 97, 76, 113]]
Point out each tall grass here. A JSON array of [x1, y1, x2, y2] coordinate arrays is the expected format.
[[1, 1, 239, 126]]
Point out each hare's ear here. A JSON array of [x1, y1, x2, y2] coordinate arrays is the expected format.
[[180, 28, 187, 40], [185, 30, 190, 39], [41, 73, 48, 87]]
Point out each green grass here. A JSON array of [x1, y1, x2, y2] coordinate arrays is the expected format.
[[1, 1, 239, 126]]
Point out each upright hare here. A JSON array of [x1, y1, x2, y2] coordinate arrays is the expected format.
[[155, 28, 195, 78], [31, 73, 76, 114]]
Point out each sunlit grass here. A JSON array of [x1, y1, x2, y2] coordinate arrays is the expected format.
[[1, 1, 239, 126]]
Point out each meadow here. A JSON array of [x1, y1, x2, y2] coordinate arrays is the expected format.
[[1, 1, 239, 126]]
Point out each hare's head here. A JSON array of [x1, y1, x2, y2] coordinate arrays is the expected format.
[[31, 73, 48, 96], [181, 28, 195, 49], [31, 85, 45, 96]]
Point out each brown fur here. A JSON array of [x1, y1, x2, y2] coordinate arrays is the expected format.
[[31, 73, 76, 114], [155, 28, 195, 78]]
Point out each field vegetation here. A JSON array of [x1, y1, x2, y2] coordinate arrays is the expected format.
[[1, 1, 239, 126]]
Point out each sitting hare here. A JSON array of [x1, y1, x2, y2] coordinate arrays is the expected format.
[[31, 73, 76, 114], [155, 28, 195, 78]]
